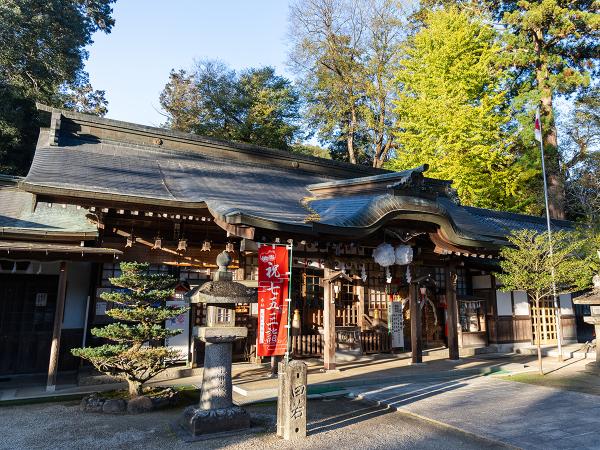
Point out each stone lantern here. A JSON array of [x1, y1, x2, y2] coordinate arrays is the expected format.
[[573, 273, 600, 374], [179, 251, 257, 437]]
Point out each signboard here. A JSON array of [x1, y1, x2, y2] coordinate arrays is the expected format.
[[257, 244, 290, 357], [165, 286, 190, 360], [35, 293, 47, 307], [388, 300, 405, 348]]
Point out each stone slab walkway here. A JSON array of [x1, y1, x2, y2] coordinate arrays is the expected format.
[[348, 375, 600, 450]]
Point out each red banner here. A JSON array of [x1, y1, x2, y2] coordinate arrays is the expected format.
[[257, 244, 290, 357]]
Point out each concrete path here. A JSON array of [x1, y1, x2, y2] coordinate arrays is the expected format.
[[349, 375, 600, 450]]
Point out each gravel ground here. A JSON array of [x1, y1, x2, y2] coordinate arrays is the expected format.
[[0, 397, 509, 450]]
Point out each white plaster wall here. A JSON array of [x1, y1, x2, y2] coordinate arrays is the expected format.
[[559, 293, 574, 315], [63, 262, 92, 329], [496, 290, 513, 316], [513, 291, 530, 316]]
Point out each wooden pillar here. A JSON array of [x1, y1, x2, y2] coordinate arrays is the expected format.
[[595, 324, 600, 364], [356, 283, 365, 331], [323, 269, 336, 371], [410, 280, 422, 364], [47, 261, 68, 392], [445, 262, 460, 360]]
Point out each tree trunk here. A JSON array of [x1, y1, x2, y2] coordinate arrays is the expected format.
[[347, 104, 357, 164], [128, 379, 143, 397], [534, 31, 565, 219], [540, 91, 565, 219], [535, 298, 544, 376]]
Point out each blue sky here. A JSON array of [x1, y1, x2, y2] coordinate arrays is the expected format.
[[85, 1, 292, 126]]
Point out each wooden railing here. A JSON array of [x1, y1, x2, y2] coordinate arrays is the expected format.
[[336, 303, 359, 327], [291, 334, 324, 357], [360, 330, 392, 354], [290, 330, 392, 357]]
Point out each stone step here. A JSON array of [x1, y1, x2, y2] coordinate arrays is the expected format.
[[515, 345, 596, 360]]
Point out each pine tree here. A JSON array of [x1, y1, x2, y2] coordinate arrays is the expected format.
[[72, 262, 186, 397]]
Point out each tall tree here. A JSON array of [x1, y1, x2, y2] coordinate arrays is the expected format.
[[561, 87, 600, 222], [419, 0, 600, 218], [496, 229, 594, 374], [0, 0, 114, 175], [388, 8, 537, 211], [289, 0, 407, 167], [159, 61, 301, 151]]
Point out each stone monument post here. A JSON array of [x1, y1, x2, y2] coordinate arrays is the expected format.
[[277, 360, 307, 440]]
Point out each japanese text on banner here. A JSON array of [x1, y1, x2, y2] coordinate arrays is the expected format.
[[257, 245, 289, 356]]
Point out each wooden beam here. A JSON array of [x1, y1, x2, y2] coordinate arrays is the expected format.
[[323, 268, 336, 371], [356, 283, 365, 331], [445, 262, 460, 360], [47, 261, 68, 392], [410, 275, 422, 364]]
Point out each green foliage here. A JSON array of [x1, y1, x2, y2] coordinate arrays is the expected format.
[[0, 0, 114, 175], [496, 228, 594, 373], [387, 8, 538, 211], [72, 262, 186, 397], [290, 143, 332, 159], [160, 61, 301, 150], [0, 83, 39, 174], [562, 87, 600, 222], [496, 229, 594, 302], [418, 0, 600, 217]]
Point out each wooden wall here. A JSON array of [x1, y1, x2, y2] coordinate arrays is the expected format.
[[487, 315, 532, 344]]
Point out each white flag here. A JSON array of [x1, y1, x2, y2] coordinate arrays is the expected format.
[[534, 109, 542, 142]]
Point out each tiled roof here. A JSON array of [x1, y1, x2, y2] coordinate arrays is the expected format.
[[24, 139, 330, 227], [19, 108, 573, 248], [0, 181, 97, 236]]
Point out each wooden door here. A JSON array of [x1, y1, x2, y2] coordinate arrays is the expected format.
[[0, 275, 58, 375], [531, 299, 557, 345]]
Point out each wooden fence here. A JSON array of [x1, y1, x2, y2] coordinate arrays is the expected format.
[[290, 330, 391, 357], [291, 334, 324, 357], [360, 330, 392, 354]]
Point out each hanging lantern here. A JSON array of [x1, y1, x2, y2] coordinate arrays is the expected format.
[[361, 264, 367, 283], [333, 284, 341, 296], [126, 235, 134, 248], [373, 243, 395, 267], [153, 237, 162, 250], [225, 242, 235, 252], [177, 238, 188, 252], [201, 240, 211, 252], [395, 245, 413, 265]]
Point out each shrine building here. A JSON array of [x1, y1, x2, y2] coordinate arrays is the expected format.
[[0, 104, 580, 388]]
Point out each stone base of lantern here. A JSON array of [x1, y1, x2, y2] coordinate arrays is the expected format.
[[180, 405, 251, 437], [584, 361, 600, 376]]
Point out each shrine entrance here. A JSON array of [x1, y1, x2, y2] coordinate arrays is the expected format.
[[531, 299, 558, 345], [0, 274, 59, 375]]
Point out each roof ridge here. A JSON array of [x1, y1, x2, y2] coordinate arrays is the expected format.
[[38, 103, 387, 177], [59, 135, 340, 182], [462, 204, 573, 227]]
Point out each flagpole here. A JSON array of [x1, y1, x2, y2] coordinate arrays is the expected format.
[[536, 108, 563, 362]]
